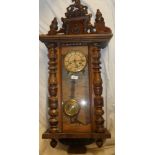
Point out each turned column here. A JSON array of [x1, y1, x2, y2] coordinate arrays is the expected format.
[[92, 44, 105, 133], [92, 44, 106, 148], [46, 43, 59, 133]]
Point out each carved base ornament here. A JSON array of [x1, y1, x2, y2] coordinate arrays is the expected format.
[[40, 0, 113, 153]]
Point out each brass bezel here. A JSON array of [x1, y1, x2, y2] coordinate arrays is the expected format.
[[64, 50, 87, 73], [63, 99, 81, 117]]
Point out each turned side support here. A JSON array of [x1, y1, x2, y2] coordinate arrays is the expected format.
[[92, 44, 105, 133], [46, 43, 59, 133], [92, 44, 106, 148]]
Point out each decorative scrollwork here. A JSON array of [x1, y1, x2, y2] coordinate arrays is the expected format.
[[47, 1, 111, 35], [65, 0, 88, 18]]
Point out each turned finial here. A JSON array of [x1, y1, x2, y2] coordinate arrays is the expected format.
[[48, 17, 58, 35], [95, 9, 104, 23]]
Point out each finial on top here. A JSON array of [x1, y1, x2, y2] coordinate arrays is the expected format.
[[48, 17, 58, 35], [95, 9, 111, 34]]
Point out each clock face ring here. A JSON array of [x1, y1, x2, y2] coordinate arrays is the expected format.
[[63, 99, 80, 117], [64, 51, 87, 73]]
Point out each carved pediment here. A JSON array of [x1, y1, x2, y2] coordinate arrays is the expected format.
[[65, 0, 88, 18], [48, 0, 112, 35]]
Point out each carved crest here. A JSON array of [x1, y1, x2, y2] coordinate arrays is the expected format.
[[47, 0, 111, 35], [65, 0, 88, 18]]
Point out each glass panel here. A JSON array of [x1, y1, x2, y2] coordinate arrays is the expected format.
[[61, 46, 91, 133]]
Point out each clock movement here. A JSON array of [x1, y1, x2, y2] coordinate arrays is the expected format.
[[39, 0, 113, 153]]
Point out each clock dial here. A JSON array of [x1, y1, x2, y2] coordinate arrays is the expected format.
[[64, 99, 80, 117], [64, 51, 87, 73]]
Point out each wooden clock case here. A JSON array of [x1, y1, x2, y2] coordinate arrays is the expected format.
[[39, 0, 113, 153]]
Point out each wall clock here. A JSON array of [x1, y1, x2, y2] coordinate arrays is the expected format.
[[39, 0, 113, 153]]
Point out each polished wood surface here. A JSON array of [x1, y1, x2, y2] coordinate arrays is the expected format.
[[42, 129, 111, 139], [39, 34, 112, 49]]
